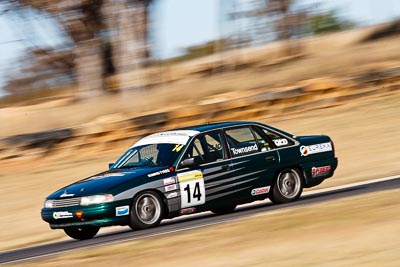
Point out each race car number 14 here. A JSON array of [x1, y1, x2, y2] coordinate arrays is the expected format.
[[177, 170, 206, 208]]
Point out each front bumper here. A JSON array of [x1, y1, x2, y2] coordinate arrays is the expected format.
[[41, 200, 130, 229], [48, 217, 128, 229]]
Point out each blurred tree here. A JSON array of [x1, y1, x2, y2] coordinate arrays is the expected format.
[[4, 48, 75, 96], [102, 0, 151, 92], [265, 0, 306, 55], [309, 11, 353, 35], [226, 0, 306, 55], [14, 0, 152, 99], [266, 0, 291, 35]]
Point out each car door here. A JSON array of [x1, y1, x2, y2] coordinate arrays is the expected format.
[[223, 125, 279, 202], [176, 130, 234, 211]]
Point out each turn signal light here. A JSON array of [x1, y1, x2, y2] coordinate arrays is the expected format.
[[75, 211, 83, 219]]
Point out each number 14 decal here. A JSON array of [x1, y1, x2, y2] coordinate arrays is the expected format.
[[177, 170, 206, 208], [183, 182, 202, 203]]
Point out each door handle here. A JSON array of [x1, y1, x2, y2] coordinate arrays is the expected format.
[[265, 156, 275, 161], [221, 164, 231, 170]]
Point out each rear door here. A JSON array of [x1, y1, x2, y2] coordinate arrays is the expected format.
[[176, 130, 234, 211], [223, 125, 279, 202]]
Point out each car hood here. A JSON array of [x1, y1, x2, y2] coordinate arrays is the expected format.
[[48, 167, 166, 199]]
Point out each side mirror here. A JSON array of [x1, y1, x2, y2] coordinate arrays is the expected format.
[[109, 163, 114, 169], [179, 158, 196, 168]]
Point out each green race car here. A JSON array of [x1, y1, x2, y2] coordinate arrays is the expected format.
[[41, 121, 338, 240]]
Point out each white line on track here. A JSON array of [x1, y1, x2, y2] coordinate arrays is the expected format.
[[3, 174, 399, 265], [304, 174, 400, 195]]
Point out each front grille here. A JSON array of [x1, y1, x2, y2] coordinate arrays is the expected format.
[[52, 198, 80, 207]]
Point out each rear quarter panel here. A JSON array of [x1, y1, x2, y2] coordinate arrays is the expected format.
[[292, 135, 338, 186]]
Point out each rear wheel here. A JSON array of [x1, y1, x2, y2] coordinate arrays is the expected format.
[[211, 205, 237, 215], [64, 226, 100, 240], [129, 191, 164, 230], [270, 169, 303, 204]]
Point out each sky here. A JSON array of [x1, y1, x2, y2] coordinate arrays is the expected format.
[[1, 0, 400, 94], [152, 0, 219, 58]]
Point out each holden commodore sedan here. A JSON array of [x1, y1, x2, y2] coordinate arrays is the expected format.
[[41, 121, 338, 240]]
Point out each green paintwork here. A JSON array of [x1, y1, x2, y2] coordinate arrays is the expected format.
[[41, 120, 338, 233]]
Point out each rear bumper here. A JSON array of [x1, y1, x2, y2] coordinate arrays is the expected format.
[[301, 157, 338, 186]]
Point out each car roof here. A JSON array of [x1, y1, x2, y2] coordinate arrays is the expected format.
[[178, 121, 263, 132]]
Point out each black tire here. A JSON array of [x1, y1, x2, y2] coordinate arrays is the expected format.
[[270, 168, 303, 204], [64, 226, 100, 240], [211, 205, 237, 215], [129, 191, 164, 230]]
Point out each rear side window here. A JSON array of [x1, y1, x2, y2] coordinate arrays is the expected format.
[[224, 127, 260, 157], [252, 128, 273, 151], [261, 128, 294, 148]]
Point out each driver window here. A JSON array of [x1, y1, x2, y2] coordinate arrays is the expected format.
[[192, 139, 204, 157], [181, 131, 225, 165]]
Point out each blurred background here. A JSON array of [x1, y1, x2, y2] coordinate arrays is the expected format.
[[1, 0, 400, 172], [1, 0, 399, 100], [1, 0, 400, 262]]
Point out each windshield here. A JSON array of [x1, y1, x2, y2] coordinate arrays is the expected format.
[[112, 143, 185, 169]]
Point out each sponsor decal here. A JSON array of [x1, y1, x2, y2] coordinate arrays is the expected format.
[[133, 130, 199, 147], [179, 207, 196, 215], [147, 169, 171, 178], [172, 144, 184, 152], [311, 166, 331, 177], [88, 173, 125, 180], [231, 144, 258, 155], [156, 130, 199, 137], [300, 146, 308, 156], [273, 138, 289, 147], [53, 211, 73, 220], [163, 177, 176, 185], [251, 186, 270, 196], [300, 142, 332, 156], [165, 184, 177, 192], [116, 206, 130, 216], [177, 170, 203, 182], [166, 192, 178, 199]]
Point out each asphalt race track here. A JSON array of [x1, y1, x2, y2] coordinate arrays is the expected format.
[[1, 176, 399, 265]]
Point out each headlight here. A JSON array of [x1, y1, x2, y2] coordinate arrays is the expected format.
[[80, 194, 114, 206], [44, 199, 53, 208]]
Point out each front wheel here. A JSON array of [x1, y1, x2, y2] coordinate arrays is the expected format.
[[270, 169, 303, 204], [129, 191, 164, 230], [64, 226, 100, 240]]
